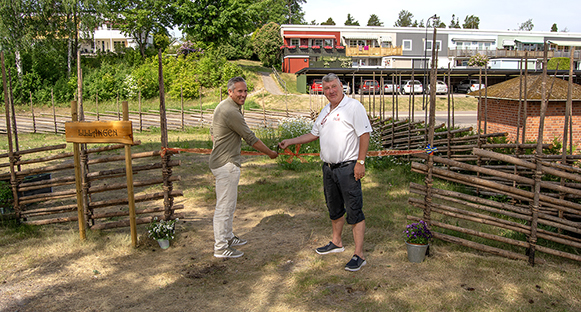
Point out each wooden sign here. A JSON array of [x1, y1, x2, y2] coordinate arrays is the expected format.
[[65, 121, 134, 144]]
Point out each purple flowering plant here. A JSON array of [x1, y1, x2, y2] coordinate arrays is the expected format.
[[403, 220, 433, 245]]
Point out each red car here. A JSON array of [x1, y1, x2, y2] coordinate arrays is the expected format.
[[358, 80, 379, 94], [310, 79, 323, 92]]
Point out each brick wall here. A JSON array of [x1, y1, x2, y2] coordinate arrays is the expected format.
[[478, 98, 581, 147]]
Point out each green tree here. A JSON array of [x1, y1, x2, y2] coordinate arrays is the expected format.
[[321, 17, 336, 25], [463, 15, 480, 29], [367, 14, 383, 26], [106, 0, 175, 58], [252, 22, 282, 67], [518, 19, 534, 31], [284, 0, 306, 24], [248, 0, 298, 29], [175, 0, 253, 48], [394, 10, 413, 27], [551, 23, 558, 32], [428, 15, 445, 28], [345, 14, 359, 26], [449, 14, 461, 28]]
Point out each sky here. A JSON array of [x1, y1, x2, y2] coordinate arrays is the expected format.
[[302, 0, 581, 33]]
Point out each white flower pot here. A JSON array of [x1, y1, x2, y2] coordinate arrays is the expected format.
[[157, 239, 170, 249]]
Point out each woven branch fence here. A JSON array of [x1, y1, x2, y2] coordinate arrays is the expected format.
[[409, 42, 581, 265], [0, 141, 183, 229]]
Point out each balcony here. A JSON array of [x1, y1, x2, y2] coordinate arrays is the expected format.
[[447, 48, 581, 59], [281, 46, 346, 56], [345, 46, 402, 57]]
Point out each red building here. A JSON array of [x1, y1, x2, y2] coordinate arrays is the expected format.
[[281, 30, 342, 73]]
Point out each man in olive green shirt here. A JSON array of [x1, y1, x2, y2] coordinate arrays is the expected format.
[[210, 76, 278, 258]]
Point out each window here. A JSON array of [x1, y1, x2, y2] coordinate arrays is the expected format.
[[426, 40, 442, 51], [425, 40, 441, 51], [484, 42, 491, 49], [456, 42, 463, 49], [290, 39, 299, 46], [314, 39, 323, 46], [403, 40, 412, 51], [324, 39, 334, 47], [369, 58, 380, 66], [381, 41, 392, 48]]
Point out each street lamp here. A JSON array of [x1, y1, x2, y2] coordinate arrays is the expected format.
[[422, 15, 437, 110]]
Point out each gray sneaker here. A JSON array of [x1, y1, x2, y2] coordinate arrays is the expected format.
[[228, 235, 247, 247], [214, 246, 244, 258]]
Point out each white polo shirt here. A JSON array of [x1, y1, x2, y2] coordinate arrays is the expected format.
[[311, 95, 372, 164]]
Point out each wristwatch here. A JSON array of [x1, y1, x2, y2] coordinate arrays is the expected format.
[[357, 160, 365, 165]]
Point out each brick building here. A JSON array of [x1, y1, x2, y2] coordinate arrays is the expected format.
[[475, 74, 581, 147]]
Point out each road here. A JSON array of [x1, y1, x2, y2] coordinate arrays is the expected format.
[[384, 111, 478, 128]]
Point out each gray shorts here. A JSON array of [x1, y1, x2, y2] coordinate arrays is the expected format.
[[322, 161, 365, 224]]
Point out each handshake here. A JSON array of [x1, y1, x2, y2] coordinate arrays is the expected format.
[[264, 139, 293, 159]]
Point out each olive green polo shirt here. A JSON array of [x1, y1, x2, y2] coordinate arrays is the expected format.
[[209, 97, 259, 169]]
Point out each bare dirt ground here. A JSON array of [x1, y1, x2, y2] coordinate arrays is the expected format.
[[1, 149, 581, 312]]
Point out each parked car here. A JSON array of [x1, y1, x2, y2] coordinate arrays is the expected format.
[[310, 79, 323, 92], [456, 79, 485, 93], [426, 81, 448, 95], [383, 80, 400, 94], [400, 80, 423, 94], [341, 80, 351, 94], [358, 80, 380, 94]]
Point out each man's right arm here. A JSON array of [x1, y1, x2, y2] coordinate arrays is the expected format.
[[278, 133, 318, 149]]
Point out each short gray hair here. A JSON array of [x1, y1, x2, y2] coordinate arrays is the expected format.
[[322, 73, 341, 85], [227, 76, 246, 91]]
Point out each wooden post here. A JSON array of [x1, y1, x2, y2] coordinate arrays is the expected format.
[[116, 91, 120, 120], [30, 91, 36, 133], [484, 66, 488, 134], [447, 64, 452, 162], [138, 90, 142, 132], [71, 100, 87, 240], [180, 85, 184, 129], [424, 26, 438, 226], [372, 71, 376, 117], [158, 49, 173, 221], [199, 87, 203, 127], [52, 88, 57, 133], [559, 47, 575, 230], [8, 68, 20, 165], [1, 52, 20, 219], [123, 101, 137, 247], [77, 49, 83, 121], [262, 93, 266, 124], [96, 92, 99, 121], [522, 52, 528, 145], [528, 44, 549, 266]]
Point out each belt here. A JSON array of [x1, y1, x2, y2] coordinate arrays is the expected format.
[[324, 160, 356, 169]]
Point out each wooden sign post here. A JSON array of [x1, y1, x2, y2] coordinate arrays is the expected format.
[[65, 101, 137, 247], [70, 101, 86, 241]]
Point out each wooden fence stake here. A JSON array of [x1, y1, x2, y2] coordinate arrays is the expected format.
[[71, 100, 86, 240], [30, 91, 36, 133], [1, 52, 20, 218], [158, 49, 173, 221], [123, 101, 137, 247], [52, 88, 57, 133]]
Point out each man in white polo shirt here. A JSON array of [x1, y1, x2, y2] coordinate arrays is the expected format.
[[279, 73, 371, 271]]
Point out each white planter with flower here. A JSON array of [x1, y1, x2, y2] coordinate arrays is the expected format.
[[146, 217, 178, 249]]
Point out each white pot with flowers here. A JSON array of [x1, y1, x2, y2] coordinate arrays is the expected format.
[[146, 217, 178, 249]]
